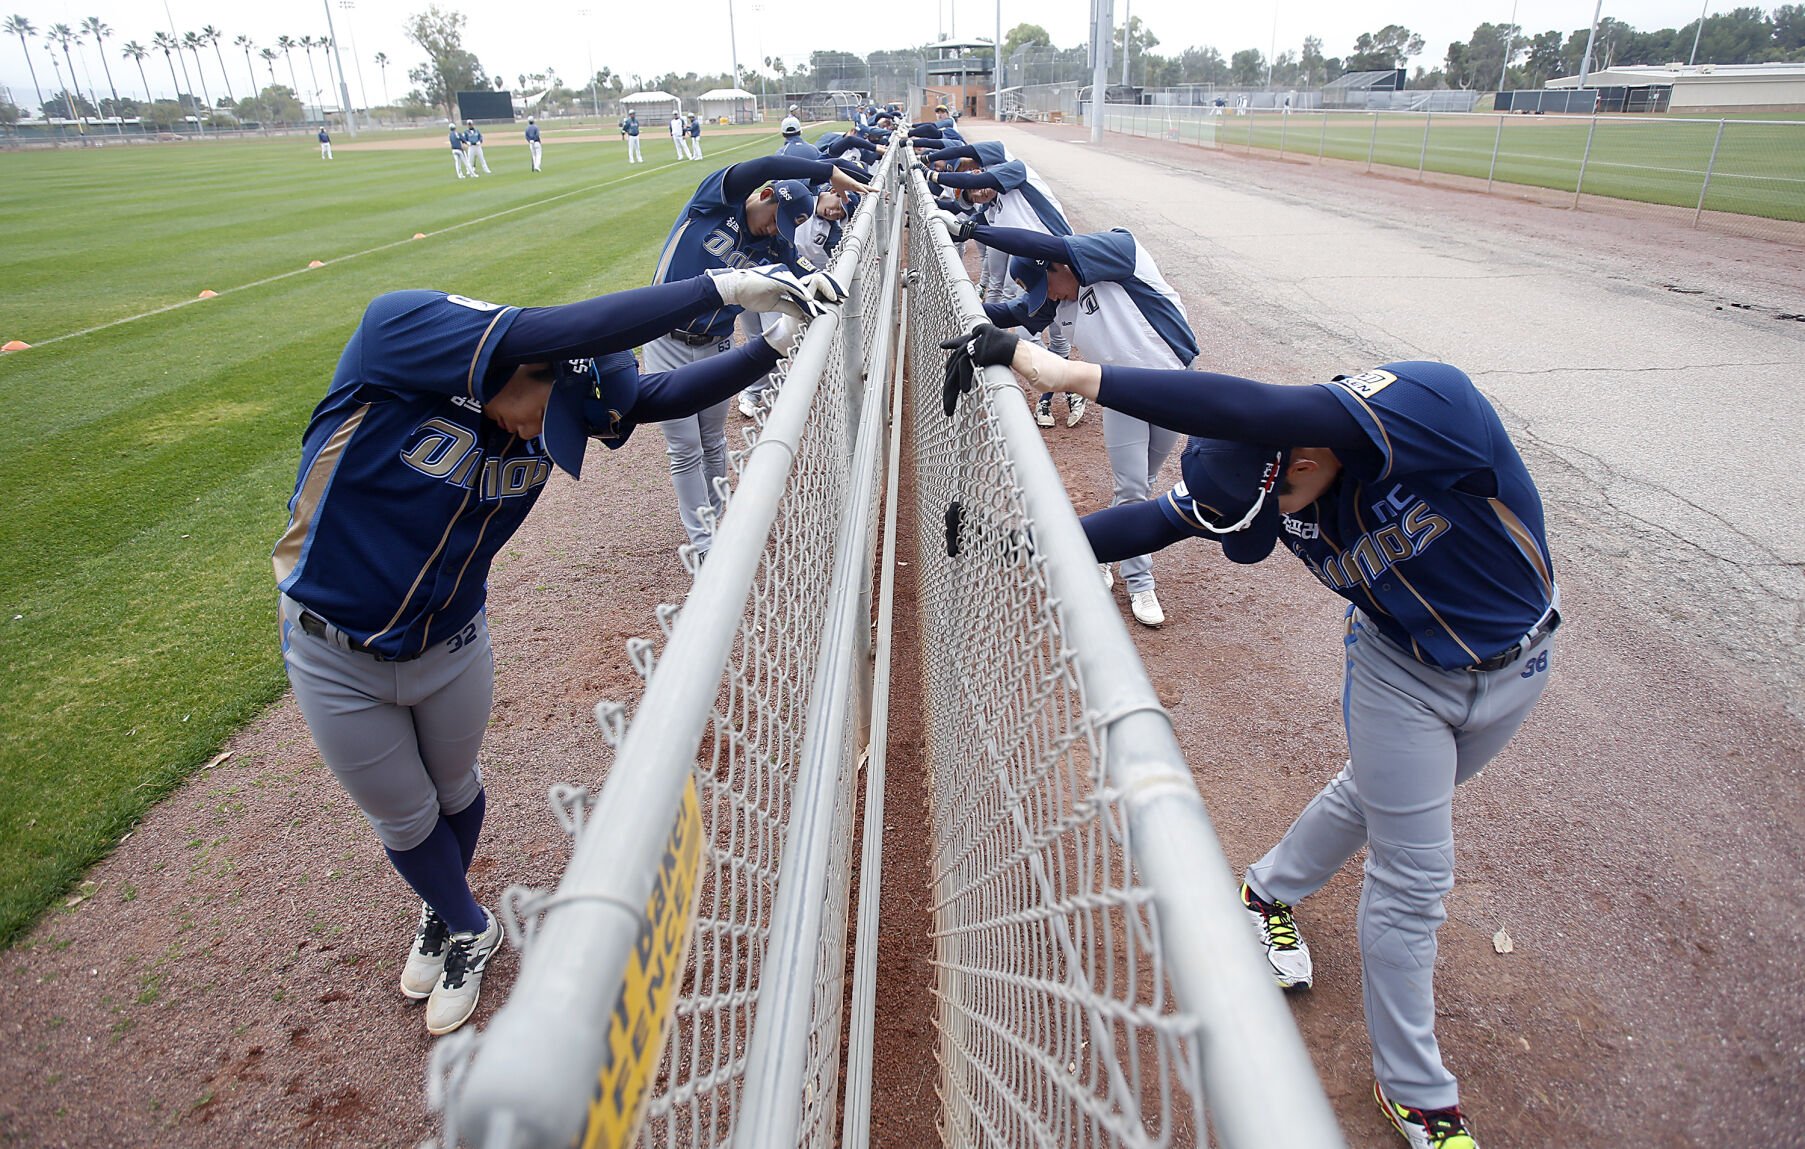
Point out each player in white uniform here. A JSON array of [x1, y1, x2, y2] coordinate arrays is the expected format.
[[464, 121, 491, 174], [670, 113, 693, 159], [619, 111, 643, 163], [921, 141, 1083, 427], [524, 118, 542, 171], [947, 218, 1200, 627]]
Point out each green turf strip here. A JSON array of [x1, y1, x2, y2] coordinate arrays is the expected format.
[[0, 127, 784, 945]]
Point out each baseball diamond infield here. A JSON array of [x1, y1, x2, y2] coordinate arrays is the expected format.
[[2, 123, 1803, 1148]]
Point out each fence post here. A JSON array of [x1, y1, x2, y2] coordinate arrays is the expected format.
[[1574, 112, 1598, 205], [1367, 112, 1379, 171], [1278, 109, 1288, 157], [1694, 118, 1726, 226], [1486, 114, 1504, 192], [1318, 112, 1328, 162], [1417, 109, 1432, 180]]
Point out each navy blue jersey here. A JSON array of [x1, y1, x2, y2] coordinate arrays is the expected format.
[[1275, 365, 1554, 669], [464, 127, 483, 145], [448, 126, 463, 150], [620, 116, 640, 136], [1064, 230, 1200, 366], [651, 166, 804, 339], [319, 129, 330, 142], [525, 123, 541, 141], [274, 291, 553, 659], [778, 136, 821, 159]]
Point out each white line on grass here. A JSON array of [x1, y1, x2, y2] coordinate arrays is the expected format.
[[16, 134, 769, 352]]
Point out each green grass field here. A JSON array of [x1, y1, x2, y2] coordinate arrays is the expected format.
[[1105, 109, 1805, 222], [0, 126, 791, 947]]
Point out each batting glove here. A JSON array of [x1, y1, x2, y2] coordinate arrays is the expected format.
[[706, 266, 822, 321], [761, 312, 805, 358], [936, 324, 1019, 417], [802, 270, 848, 308], [933, 210, 977, 243]]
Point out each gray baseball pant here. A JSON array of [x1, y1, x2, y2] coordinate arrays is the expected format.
[[737, 310, 771, 402], [1101, 410, 1180, 593], [279, 593, 491, 852], [648, 333, 734, 554], [1245, 609, 1554, 1111]]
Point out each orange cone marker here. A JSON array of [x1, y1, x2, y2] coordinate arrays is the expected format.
[[1, 340, 29, 352], [198, 290, 218, 299], [412, 232, 426, 239], [308, 260, 325, 268]]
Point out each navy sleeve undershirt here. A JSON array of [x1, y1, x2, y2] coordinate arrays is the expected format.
[[923, 143, 980, 165], [722, 155, 839, 201], [983, 299, 1049, 333], [970, 223, 1071, 264], [1097, 366, 1370, 448], [630, 341, 782, 423], [933, 169, 1004, 191], [492, 277, 721, 373], [821, 134, 878, 159]]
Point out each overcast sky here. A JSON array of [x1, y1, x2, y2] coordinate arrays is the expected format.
[[1, 1, 1727, 108]]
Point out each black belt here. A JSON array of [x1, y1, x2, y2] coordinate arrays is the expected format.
[[1466, 609, 1562, 673], [673, 330, 725, 347], [297, 610, 422, 662]]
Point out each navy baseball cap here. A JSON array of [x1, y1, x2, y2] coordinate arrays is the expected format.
[[541, 350, 642, 479], [770, 180, 816, 248], [1010, 255, 1050, 312], [1172, 438, 1290, 564]]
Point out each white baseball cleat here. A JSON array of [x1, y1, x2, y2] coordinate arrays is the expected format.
[[1242, 882, 1313, 990], [1035, 394, 1055, 427], [1066, 394, 1087, 427], [400, 902, 451, 1000], [426, 909, 503, 1035], [1130, 589, 1164, 627], [738, 393, 759, 419], [1100, 563, 1115, 591]]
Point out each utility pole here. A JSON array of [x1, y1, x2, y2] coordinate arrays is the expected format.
[[1121, 0, 1130, 86], [1498, 0, 1518, 92], [1577, 0, 1604, 90], [728, 0, 741, 96], [1088, 0, 1113, 144], [1688, 0, 1709, 67], [339, 3, 370, 127], [993, 0, 1001, 118], [321, 0, 356, 135]]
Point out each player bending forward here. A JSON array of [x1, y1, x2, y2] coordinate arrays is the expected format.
[[272, 271, 818, 1035], [942, 326, 1559, 1149]]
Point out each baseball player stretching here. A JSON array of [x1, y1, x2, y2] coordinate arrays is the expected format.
[[524, 117, 542, 171], [946, 327, 1558, 1149], [448, 124, 473, 178], [273, 272, 817, 1036], [619, 110, 642, 163], [921, 141, 1084, 427], [464, 121, 491, 173], [649, 156, 872, 559], [945, 220, 1200, 628]]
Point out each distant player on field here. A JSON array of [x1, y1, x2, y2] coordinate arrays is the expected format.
[[619, 109, 642, 163], [464, 120, 491, 174], [318, 126, 332, 159], [524, 117, 542, 172]]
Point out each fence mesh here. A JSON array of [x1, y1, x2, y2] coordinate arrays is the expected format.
[[903, 174, 1206, 1149]]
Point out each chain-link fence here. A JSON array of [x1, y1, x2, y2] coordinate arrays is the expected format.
[[901, 170, 1341, 1149], [427, 147, 903, 1149], [1099, 105, 1805, 242]]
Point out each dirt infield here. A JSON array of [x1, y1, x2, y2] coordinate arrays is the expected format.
[[3, 124, 1803, 1148]]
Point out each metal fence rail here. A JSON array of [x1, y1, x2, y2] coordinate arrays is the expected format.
[[903, 169, 1342, 1149], [428, 146, 903, 1149], [1099, 104, 1805, 242]]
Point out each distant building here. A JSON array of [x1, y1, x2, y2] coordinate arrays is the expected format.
[[1546, 62, 1805, 113]]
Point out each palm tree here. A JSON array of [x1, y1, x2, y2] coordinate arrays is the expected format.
[[180, 32, 214, 126], [299, 34, 321, 120], [122, 40, 151, 108], [275, 36, 300, 105], [151, 31, 183, 114], [373, 50, 389, 108], [80, 17, 123, 129], [236, 35, 263, 131], [46, 24, 80, 120], [201, 26, 234, 111], [259, 47, 282, 122], [3, 16, 47, 122]]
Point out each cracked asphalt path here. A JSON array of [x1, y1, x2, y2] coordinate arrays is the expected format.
[[987, 122, 1805, 1147]]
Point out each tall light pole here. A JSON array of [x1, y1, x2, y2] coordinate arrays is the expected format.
[[993, 0, 1001, 118], [321, 0, 356, 135], [578, 9, 599, 118], [1577, 0, 1604, 90], [1497, 0, 1519, 93], [1121, 0, 1130, 86], [339, 3, 371, 127], [1088, 0, 1113, 143], [728, 0, 740, 99], [1688, 0, 1709, 67]]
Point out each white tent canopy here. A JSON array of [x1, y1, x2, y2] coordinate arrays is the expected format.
[[620, 90, 680, 115], [697, 88, 759, 124]]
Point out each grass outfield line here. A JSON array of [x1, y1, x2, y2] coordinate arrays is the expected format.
[[0, 126, 792, 947], [1105, 110, 1805, 222]]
